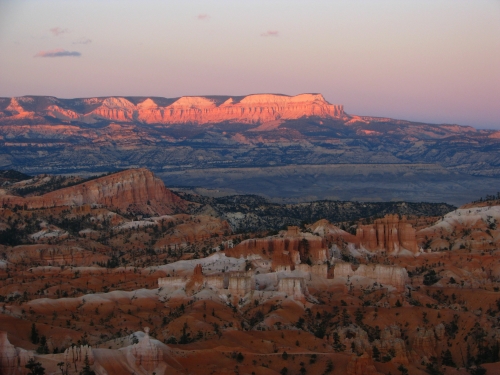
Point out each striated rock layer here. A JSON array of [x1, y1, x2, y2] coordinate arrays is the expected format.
[[356, 214, 418, 254], [334, 262, 409, 291], [346, 353, 383, 375], [0, 331, 33, 375], [0, 94, 344, 125], [227, 226, 327, 267], [0, 168, 185, 215]]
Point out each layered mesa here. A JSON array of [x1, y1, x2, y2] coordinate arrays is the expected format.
[[0, 93, 344, 124]]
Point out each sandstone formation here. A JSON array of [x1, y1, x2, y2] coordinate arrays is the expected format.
[[277, 277, 306, 300], [1, 94, 344, 125], [154, 215, 231, 248], [128, 328, 162, 372], [356, 214, 418, 254], [346, 353, 383, 375], [377, 326, 409, 365], [0, 168, 185, 215], [411, 326, 438, 360], [0, 331, 33, 375], [228, 274, 252, 297], [334, 262, 408, 291], [4, 244, 108, 266], [228, 226, 327, 267], [309, 219, 358, 245], [64, 344, 94, 365]]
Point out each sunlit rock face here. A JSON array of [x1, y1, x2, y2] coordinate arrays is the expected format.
[[0, 168, 186, 215], [14, 94, 343, 125]]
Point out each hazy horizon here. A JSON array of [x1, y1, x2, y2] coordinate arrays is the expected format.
[[1, 0, 499, 128]]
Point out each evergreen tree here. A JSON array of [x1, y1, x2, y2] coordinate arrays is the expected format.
[[36, 335, 49, 354], [372, 345, 381, 361], [25, 358, 45, 375], [333, 332, 346, 352], [441, 349, 455, 367], [79, 354, 96, 375], [30, 323, 39, 344]]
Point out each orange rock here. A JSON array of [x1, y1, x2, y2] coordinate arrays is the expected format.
[[227, 228, 327, 267], [346, 353, 383, 375], [356, 215, 418, 254], [37, 94, 345, 125], [334, 262, 408, 291], [0, 168, 186, 215], [0, 331, 33, 375]]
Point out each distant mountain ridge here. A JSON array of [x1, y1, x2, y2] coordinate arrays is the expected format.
[[1, 93, 500, 205], [0, 93, 344, 125]]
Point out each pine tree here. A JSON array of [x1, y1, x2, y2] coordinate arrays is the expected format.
[[441, 349, 455, 367], [30, 323, 39, 344], [79, 354, 95, 375], [25, 358, 45, 375], [372, 345, 381, 361]]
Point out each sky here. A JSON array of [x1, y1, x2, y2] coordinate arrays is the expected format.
[[0, 0, 499, 128]]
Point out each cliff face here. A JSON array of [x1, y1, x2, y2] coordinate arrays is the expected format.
[[1, 94, 344, 125], [128, 328, 162, 372], [277, 278, 306, 301], [356, 214, 418, 254], [334, 262, 408, 291], [227, 227, 327, 266], [0, 168, 186, 215], [346, 354, 383, 375], [0, 331, 33, 375]]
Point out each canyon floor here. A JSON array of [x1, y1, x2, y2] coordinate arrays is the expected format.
[[0, 169, 499, 375]]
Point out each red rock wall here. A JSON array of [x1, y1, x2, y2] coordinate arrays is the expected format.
[[356, 214, 418, 253], [0, 168, 185, 215], [39, 94, 344, 125]]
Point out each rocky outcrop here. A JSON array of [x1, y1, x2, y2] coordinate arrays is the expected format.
[[4, 244, 108, 267], [309, 219, 358, 245], [356, 215, 418, 254], [228, 274, 252, 297], [128, 328, 162, 372], [64, 344, 94, 364], [3, 94, 344, 125], [334, 262, 408, 291], [0, 331, 33, 375], [277, 278, 306, 300], [346, 353, 383, 375], [155, 215, 231, 248], [295, 264, 328, 279], [411, 326, 438, 359], [228, 227, 327, 266], [158, 276, 186, 289], [205, 275, 224, 289], [0, 168, 186, 215], [377, 326, 409, 365], [336, 325, 409, 365]]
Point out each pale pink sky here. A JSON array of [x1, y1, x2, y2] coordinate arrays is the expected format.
[[0, 0, 499, 128]]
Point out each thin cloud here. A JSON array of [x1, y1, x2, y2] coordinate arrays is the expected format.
[[261, 30, 279, 37], [34, 49, 81, 58], [73, 38, 92, 45], [50, 27, 69, 36], [197, 13, 209, 20]]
